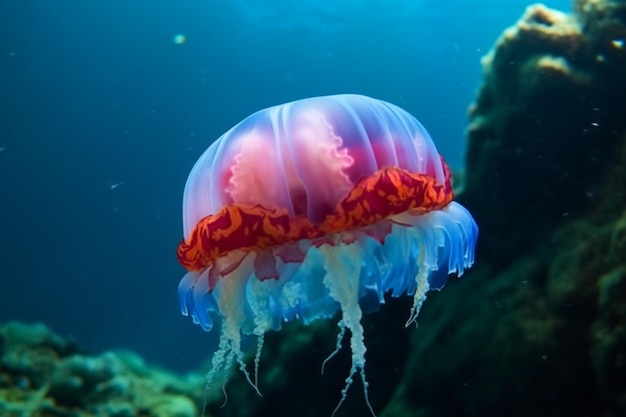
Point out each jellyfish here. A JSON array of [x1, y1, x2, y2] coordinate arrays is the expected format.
[[177, 94, 478, 414]]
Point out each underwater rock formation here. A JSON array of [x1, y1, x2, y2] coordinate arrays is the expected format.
[[399, 1, 626, 417], [463, 0, 626, 269], [0, 322, 204, 417]]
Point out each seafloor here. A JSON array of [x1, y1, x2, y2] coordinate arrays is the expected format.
[[2, 1, 625, 416]]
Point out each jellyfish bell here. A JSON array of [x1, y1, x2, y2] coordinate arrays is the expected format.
[[176, 94, 478, 415]]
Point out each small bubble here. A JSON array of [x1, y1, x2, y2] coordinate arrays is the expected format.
[[173, 33, 186, 44]]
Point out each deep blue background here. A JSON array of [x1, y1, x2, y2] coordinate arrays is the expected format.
[[0, 0, 571, 371]]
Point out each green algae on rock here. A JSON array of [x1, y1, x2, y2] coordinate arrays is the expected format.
[[0, 322, 204, 417]]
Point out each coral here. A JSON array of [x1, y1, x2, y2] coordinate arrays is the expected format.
[[0, 322, 204, 417]]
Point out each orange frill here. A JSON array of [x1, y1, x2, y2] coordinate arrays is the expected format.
[[177, 159, 453, 272]]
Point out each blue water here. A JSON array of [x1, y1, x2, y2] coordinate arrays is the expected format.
[[0, 0, 571, 371]]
